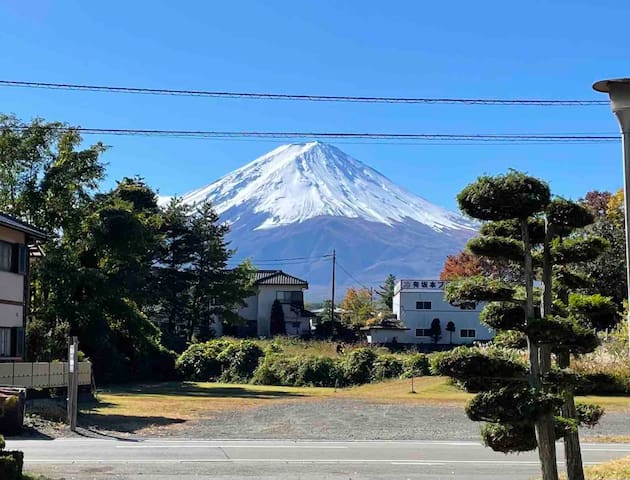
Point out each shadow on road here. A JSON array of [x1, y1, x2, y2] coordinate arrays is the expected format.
[[78, 412, 185, 433]]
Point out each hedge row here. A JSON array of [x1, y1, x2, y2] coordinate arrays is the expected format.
[[175, 340, 430, 387]]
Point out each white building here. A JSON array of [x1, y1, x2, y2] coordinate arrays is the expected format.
[[366, 279, 493, 345], [0, 213, 46, 360], [232, 270, 315, 338]]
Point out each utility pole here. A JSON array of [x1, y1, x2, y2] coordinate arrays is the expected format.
[[67, 336, 79, 431], [330, 249, 336, 323]]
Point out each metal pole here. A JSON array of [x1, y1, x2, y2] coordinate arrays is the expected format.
[[330, 249, 336, 323], [621, 129, 630, 358], [67, 336, 78, 431]]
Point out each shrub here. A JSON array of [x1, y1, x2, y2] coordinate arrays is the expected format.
[[251, 354, 300, 386], [0, 455, 18, 480], [296, 357, 341, 387], [218, 340, 264, 382], [401, 353, 430, 377], [175, 342, 223, 381], [341, 347, 377, 385], [371, 354, 404, 382]]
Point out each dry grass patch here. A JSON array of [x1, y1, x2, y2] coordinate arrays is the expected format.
[[582, 435, 630, 444], [340, 377, 472, 405], [566, 455, 630, 480], [87, 382, 334, 421]]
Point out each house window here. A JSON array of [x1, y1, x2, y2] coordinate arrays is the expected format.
[[0, 241, 12, 272], [0, 328, 11, 357], [415, 328, 432, 337], [277, 291, 303, 306], [460, 329, 476, 338], [415, 301, 432, 310], [0, 242, 27, 274], [459, 302, 476, 310]]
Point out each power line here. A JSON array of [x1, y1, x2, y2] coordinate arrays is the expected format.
[[336, 260, 371, 290], [13, 126, 620, 144], [0, 79, 609, 106]]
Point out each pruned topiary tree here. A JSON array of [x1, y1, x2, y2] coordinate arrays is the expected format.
[[270, 299, 286, 336], [434, 171, 614, 480]]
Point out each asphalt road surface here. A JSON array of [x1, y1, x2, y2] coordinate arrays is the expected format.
[[8, 438, 630, 480]]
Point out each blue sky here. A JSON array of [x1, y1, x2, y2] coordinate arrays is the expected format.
[[0, 0, 627, 210]]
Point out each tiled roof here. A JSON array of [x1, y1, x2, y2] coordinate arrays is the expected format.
[[0, 212, 47, 240], [253, 270, 308, 287]]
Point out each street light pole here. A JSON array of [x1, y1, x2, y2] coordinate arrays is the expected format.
[[593, 78, 630, 357]]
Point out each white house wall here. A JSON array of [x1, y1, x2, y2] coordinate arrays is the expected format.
[[393, 287, 493, 345], [241, 285, 305, 337], [0, 304, 22, 328]]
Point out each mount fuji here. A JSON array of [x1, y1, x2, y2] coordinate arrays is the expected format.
[[179, 142, 476, 298]]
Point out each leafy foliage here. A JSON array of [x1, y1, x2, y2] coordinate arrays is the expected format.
[[575, 402, 604, 427], [445, 276, 515, 304], [457, 171, 551, 221], [480, 218, 546, 244], [466, 387, 562, 423], [568, 294, 618, 331], [467, 236, 524, 261], [270, 299, 286, 336], [480, 302, 526, 331], [480, 423, 538, 453]]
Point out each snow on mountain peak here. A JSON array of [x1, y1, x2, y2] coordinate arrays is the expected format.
[[181, 142, 475, 232]]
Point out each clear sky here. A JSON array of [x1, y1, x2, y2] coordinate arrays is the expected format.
[[0, 0, 627, 211]]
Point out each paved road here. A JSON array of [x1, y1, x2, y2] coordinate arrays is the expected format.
[[8, 438, 630, 479]]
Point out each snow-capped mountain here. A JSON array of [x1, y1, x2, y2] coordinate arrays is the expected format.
[[180, 142, 476, 298]]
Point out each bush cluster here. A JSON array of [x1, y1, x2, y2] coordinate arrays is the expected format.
[[177, 340, 432, 387], [175, 339, 263, 382], [0, 433, 23, 480]]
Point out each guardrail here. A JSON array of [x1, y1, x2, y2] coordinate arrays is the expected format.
[[0, 362, 91, 388]]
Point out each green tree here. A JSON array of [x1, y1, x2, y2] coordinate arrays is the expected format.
[[435, 171, 609, 480], [188, 202, 253, 342], [376, 274, 396, 311], [270, 299, 286, 335], [429, 318, 442, 344], [340, 288, 373, 328], [446, 321, 456, 344], [155, 198, 195, 347]]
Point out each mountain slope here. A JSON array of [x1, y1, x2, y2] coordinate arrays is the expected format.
[[180, 142, 476, 298]]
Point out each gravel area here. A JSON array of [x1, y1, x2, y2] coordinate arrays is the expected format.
[[136, 399, 630, 441], [12, 398, 630, 442]]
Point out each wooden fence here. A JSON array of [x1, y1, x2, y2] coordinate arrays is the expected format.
[[0, 362, 91, 388]]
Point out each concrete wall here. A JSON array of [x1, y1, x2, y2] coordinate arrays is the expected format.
[[366, 329, 409, 344], [393, 288, 492, 345]]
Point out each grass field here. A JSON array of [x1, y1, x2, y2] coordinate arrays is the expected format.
[[559, 456, 630, 480]]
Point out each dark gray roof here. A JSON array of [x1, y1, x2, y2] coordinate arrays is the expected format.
[[0, 213, 47, 240], [253, 270, 308, 287]]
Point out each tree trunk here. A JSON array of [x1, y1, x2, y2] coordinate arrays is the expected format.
[[558, 350, 584, 480], [542, 219, 584, 480], [522, 219, 558, 480]]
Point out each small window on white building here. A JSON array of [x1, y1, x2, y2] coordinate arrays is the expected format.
[[460, 329, 476, 338], [0, 241, 12, 272], [415, 328, 432, 337], [415, 301, 432, 310], [0, 328, 11, 357], [459, 302, 476, 310]]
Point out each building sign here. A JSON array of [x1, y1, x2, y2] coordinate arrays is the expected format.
[[400, 280, 445, 290]]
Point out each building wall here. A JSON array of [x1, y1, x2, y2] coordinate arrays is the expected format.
[[393, 283, 492, 345], [237, 285, 306, 337], [0, 226, 27, 358], [366, 329, 408, 344]]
